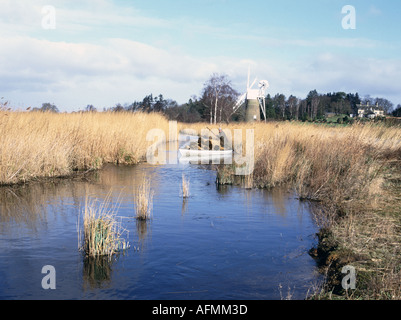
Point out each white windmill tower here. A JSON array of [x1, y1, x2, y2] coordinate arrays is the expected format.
[[234, 67, 269, 122]]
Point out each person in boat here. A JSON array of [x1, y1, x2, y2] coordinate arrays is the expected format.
[[195, 128, 228, 151], [219, 127, 229, 150], [198, 136, 213, 150]]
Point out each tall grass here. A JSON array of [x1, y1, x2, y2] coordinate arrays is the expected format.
[[0, 111, 170, 185], [134, 176, 154, 220], [78, 190, 129, 259], [252, 122, 400, 205], [182, 121, 401, 203]]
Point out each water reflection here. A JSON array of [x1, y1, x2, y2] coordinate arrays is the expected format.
[[217, 183, 297, 218], [136, 219, 151, 247], [0, 164, 165, 232], [181, 198, 188, 215], [83, 256, 113, 290], [0, 180, 89, 234], [264, 187, 288, 217], [0, 186, 45, 228]]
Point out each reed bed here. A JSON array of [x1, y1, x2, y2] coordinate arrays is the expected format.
[[0, 111, 170, 185], [78, 190, 129, 259], [134, 176, 154, 220], [183, 121, 401, 201]]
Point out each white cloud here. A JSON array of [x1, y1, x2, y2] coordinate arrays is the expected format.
[[1, 0, 400, 110], [258, 53, 401, 104], [0, 34, 220, 109], [2, 32, 401, 110]]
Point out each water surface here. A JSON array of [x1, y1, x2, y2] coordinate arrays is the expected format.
[[0, 160, 321, 300]]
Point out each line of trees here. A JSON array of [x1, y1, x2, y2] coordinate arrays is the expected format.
[[171, 74, 396, 123], [264, 91, 360, 121], [29, 74, 400, 122], [106, 94, 178, 113], [31, 103, 60, 113], [264, 91, 396, 122]]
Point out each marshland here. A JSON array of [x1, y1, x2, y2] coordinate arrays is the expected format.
[[0, 110, 400, 299]]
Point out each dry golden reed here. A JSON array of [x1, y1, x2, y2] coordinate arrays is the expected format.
[[134, 175, 154, 220], [78, 190, 129, 258], [0, 111, 170, 185], [183, 121, 401, 205]]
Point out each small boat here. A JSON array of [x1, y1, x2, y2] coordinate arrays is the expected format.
[[178, 133, 233, 163], [179, 148, 233, 158]]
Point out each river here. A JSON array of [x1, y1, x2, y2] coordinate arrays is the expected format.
[[0, 150, 321, 300]]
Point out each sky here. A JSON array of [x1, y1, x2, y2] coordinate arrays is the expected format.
[[1, 0, 401, 112]]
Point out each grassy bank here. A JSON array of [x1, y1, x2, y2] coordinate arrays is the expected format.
[[183, 121, 401, 299], [0, 111, 169, 185], [253, 122, 401, 299]]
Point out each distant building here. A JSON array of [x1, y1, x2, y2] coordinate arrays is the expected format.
[[355, 102, 385, 118]]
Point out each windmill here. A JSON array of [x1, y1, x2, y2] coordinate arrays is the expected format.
[[233, 68, 269, 122]]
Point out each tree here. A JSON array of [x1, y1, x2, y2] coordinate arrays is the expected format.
[[273, 93, 286, 119], [153, 94, 165, 112], [346, 92, 361, 114], [85, 104, 97, 112], [287, 95, 299, 120], [141, 94, 154, 112], [306, 90, 320, 119], [124, 94, 178, 113], [332, 92, 351, 115], [361, 95, 371, 105], [374, 97, 394, 115], [263, 94, 275, 119], [163, 96, 205, 123], [40, 103, 59, 113], [393, 104, 401, 117], [219, 88, 241, 124], [299, 99, 308, 121], [112, 103, 125, 112], [201, 73, 239, 124], [126, 101, 141, 112]]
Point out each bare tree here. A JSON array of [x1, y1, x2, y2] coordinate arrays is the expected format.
[[287, 95, 299, 120], [307, 90, 320, 119], [201, 73, 239, 124], [374, 97, 394, 114]]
